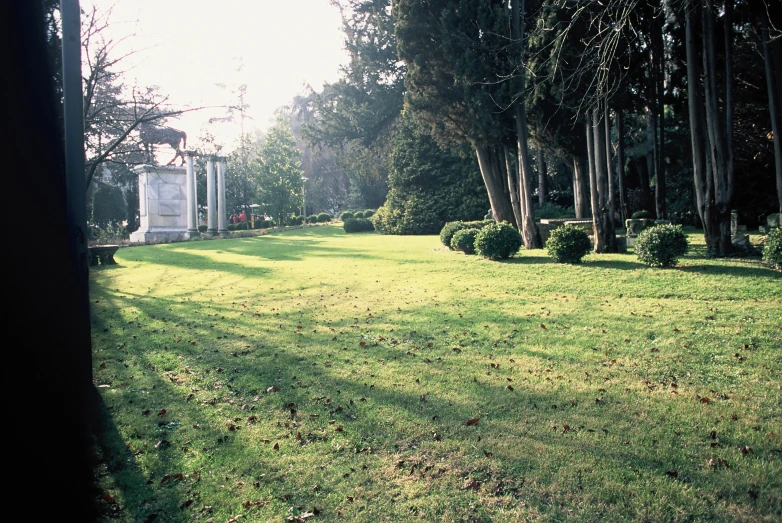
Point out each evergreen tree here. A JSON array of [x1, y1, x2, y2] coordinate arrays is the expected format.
[[255, 118, 305, 226], [374, 116, 489, 234]]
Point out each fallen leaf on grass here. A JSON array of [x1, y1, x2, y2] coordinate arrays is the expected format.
[[464, 480, 481, 491], [267, 386, 280, 393], [179, 499, 193, 509], [665, 471, 678, 478], [157, 409, 167, 416], [466, 418, 480, 426], [709, 458, 730, 468]]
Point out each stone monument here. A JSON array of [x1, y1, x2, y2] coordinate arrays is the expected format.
[[129, 164, 192, 244]]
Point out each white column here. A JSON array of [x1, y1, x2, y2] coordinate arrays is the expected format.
[[217, 157, 228, 235], [184, 152, 197, 234], [206, 156, 217, 236]]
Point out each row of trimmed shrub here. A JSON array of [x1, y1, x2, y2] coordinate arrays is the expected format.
[[339, 210, 375, 221], [441, 220, 697, 267], [306, 213, 333, 224], [343, 217, 375, 233], [441, 220, 521, 260]]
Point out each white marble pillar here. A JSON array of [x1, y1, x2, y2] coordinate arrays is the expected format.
[[206, 156, 217, 236], [184, 152, 197, 235], [217, 157, 228, 236]]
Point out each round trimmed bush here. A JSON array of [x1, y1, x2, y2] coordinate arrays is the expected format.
[[762, 227, 782, 270], [631, 210, 652, 219], [475, 222, 523, 260], [339, 211, 354, 221], [363, 209, 375, 218], [450, 228, 479, 255], [440, 221, 465, 248], [440, 220, 493, 249], [353, 210, 366, 219], [317, 212, 332, 223], [546, 224, 592, 263], [634, 224, 689, 267], [306, 214, 318, 224], [227, 224, 236, 231], [343, 217, 375, 233]]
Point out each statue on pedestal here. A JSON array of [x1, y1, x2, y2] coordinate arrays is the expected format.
[[139, 122, 187, 166]]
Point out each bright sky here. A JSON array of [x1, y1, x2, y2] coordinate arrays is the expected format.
[[95, 0, 349, 153]]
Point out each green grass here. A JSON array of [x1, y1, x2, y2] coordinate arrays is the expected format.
[[89, 225, 781, 522]]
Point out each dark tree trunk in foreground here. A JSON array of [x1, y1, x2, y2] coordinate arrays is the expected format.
[[9, 1, 96, 519], [702, 0, 735, 255], [686, 2, 718, 245], [760, 12, 782, 213]]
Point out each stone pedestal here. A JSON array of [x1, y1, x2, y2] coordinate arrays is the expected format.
[[130, 164, 191, 244]]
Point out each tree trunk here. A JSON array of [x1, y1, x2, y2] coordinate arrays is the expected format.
[[593, 107, 618, 253], [616, 109, 628, 224], [586, 114, 600, 248], [653, 3, 666, 219], [685, 3, 718, 246], [512, 0, 541, 248], [638, 154, 652, 213], [505, 145, 523, 228], [475, 144, 515, 224], [604, 101, 617, 232], [574, 153, 590, 219], [537, 147, 547, 206], [703, 1, 735, 255], [760, 12, 782, 213], [646, 108, 660, 218]]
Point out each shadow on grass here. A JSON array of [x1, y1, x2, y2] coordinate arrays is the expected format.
[[676, 263, 780, 279], [87, 285, 780, 522]]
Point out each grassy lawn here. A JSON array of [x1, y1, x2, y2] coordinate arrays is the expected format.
[[89, 224, 781, 522]]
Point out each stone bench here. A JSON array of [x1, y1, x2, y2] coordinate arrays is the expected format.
[[564, 220, 594, 232], [88, 245, 120, 266], [539, 218, 575, 226], [536, 218, 588, 242]]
